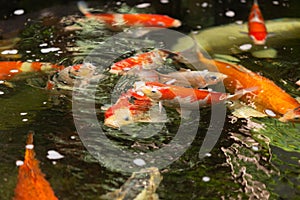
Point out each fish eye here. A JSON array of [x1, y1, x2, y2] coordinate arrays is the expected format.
[[124, 116, 130, 121], [210, 75, 218, 80], [294, 117, 300, 120], [151, 90, 157, 93]]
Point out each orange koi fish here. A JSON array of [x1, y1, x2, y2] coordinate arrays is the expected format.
[[248, 0, 268, 45], [77, 1, 181, 29], [14, 132, 58, 200], [109, 49, 171, 75], [104, 89, 153, 128], [136, 81, 254, 109], [0, 61, 64, 81], [197, 52, 300, 122]]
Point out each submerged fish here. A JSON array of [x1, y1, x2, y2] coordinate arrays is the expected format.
[[0, 61, 64, 81], [14, 132, 58, 200], [104, 89, 154, 128], [77, 1, 181, 29], [137, 69, 227, 88], [248, 0, 268, 45], [197, 51, 300, 122], [109, 49, 172, 75], [47, 63, 104, 90], [136, 81, 254, 109]]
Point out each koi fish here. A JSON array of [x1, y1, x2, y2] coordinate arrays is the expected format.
[[109, 49, 172, 75], [77, 1, 181, 29], [135, 81, 255, 109], [248, 0, 268, 45], [136, 69, 227, 88], [14, 132, 58, 200], [47, 63, 104, 90], [0, 61, 64, 81], [104, 89, 154, 128], [197, 51, 300, 122]]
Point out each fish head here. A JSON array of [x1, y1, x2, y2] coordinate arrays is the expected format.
[[139, 85, 163, 101], [279, 106, 300, 123], [250, 33, 267, 45], [104, 106, 134, 128], [151, 15, 181, 28], [204, 72, 228, 85]]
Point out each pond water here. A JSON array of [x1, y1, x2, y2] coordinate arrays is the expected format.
[[0, 0, 300, 200]]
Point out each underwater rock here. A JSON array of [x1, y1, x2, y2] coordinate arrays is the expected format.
[[101, 167, 162, 200]]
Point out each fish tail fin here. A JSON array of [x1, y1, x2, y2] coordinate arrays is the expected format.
[[228, 86, 258, 100], [77, 1, 91, 16]]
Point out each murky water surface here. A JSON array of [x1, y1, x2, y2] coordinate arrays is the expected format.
[[0, 1, 299, 199]]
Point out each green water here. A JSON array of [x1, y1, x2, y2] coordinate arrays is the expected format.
[[0, 1, 300, 200]]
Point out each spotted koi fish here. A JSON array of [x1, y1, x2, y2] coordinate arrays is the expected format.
[[14, 132, 58, 200], [104, 89, 154, 128], [77, 1, 181, 29], [109, 49, 173, 75], [0, 61, 64, 81], [248, 0, 268, 45], [197, 51, 300, 122], [135, 81, 255, 109]]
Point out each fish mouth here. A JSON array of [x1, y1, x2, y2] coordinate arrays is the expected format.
[[253, 39, 266, 45], [172, 19, 182, 27], [104, 115, 120, 129]]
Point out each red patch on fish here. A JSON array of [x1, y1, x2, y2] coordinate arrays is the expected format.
[[248, 0, 267, 45]]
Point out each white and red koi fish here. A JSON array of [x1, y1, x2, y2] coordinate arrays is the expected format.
[[77, 1, 181, 29], [104, 89, 154, 128], [137, 70, 227, 88], [0, 61, 64, 81], [248, 0, 268, 45], [14, 132, 58, 200], [135, 81, 256, 109], [109, 49, 172, 75]]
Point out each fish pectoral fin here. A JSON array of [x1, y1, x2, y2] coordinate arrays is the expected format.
[[267, 32, 276, 38], [239, 31, 249, 35]]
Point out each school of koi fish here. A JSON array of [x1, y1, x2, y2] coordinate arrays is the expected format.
[[1, 0, 299, 199]]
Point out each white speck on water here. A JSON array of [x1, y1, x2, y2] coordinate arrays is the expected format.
[[205, 153, 212, 157], [1, 49, 18, 54], [133, 158, 146, 166], [9, 69, 19, 73], [265, 109, 276, 117], [22, 118, 28, 122], [201, 2, 208, 8], [272, 1, 279, 5], [47, 150, 64, 160], [0, 91, 4, 95], [43, 101, 47, 105], [225, 10, 235, 17], [136, 3, 151, 8], [26, 144, 34, 150], [14, 9, 24, 15], [160, 0, 169, 4], [70, 135, 76, 140], [20, 112, 28, 116], [116, 2, 122, 6], [252, 146, 259, 151], [0, 81, 4, 84], [235, 20, 243, 25], [52, 161, 57, 165], [239, 44, 252, 51], [202, 176, 210, 182], [39, 43, 48, 47], [16, 160, 24, 166], [240, 0, 246, 3], [40, 47, 60, 54]]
